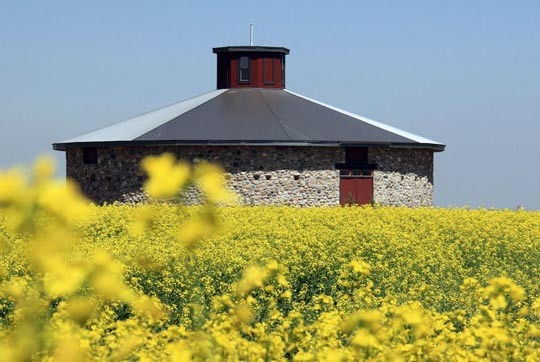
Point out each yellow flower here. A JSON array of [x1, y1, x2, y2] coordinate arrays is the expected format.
[[351, 329, 381, 349], [236, 303, 254, 324], [42, 261, 87, 297], [1, 277, 27, 300], [33, 155, 55, 184], [167, 342, 192, 362], [2, 157, 540, 361], [237, 266, 267, 295], [281, 290, 292, 299], [350, 259, 371, 276], [194, 162, 236, 204], [340, 310, 382, 334], [490, 294, 508, 310], [320, 349, 347, 362], [131, 295, 164, 320], [37, 179, 88, 223], [141, 153, 190, 199], [267, 260, 279, 271], [63, 297, 96, 325], [277, 275, 289, 287], [177, 217, 214, 249], [0, 169, 26, 204], [52, 334, 85, 362]]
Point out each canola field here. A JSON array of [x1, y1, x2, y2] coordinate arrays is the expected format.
[[1, 155, 540, 361]]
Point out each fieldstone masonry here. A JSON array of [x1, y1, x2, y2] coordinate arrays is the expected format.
[[66, 146, 435, 207], [369, 148, 434, 207]]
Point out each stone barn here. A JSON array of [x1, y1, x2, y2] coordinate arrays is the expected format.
[[53, 45, 445, 207]]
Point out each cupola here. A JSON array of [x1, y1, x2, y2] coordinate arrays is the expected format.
[[213, 46, 290, 89]]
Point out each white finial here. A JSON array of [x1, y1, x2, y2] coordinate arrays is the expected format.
[[250, 23, 254, 46]]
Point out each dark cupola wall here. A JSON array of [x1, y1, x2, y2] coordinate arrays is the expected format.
[[213, 46, 290, 89]]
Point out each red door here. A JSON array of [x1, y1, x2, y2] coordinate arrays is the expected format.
[[340, 178, 357, 205], [340, 177, 373, 205]]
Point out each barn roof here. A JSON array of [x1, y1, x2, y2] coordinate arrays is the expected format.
[[52, 88, 445, 151]]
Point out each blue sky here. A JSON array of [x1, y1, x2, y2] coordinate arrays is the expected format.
[[1, 1, 539, 208]]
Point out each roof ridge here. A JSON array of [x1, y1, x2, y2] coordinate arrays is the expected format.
[[258, 89, 293, 140]]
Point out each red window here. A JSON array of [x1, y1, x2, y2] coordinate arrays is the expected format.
[[238, 56, 250, 83]]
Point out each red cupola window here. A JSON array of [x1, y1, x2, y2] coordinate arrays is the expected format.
[[238, 56, 251, 83]]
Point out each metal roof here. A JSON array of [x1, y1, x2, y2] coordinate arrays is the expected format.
[[53, 88, 445, 151], [212, 46, 290, 54]]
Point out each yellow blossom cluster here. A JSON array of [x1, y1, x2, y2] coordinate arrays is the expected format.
[[0, 154, 540, 360]]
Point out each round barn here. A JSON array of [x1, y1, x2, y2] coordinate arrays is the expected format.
[[53, 45, 445, 207]]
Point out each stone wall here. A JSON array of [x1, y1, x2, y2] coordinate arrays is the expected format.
[[65, 145, 436, 207], [66, 146, 343, 206], [368, 148, 434, 207]]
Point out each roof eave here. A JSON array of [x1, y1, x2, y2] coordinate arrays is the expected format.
[[52, 140, 445, 152], [212, 46, 290, 54]]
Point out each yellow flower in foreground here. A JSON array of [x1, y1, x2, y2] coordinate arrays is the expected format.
[[42, 261, 87, 297], [141, 153, 190, 199], [341, 310, 383, 334], [37, 179, 89, 223], [350, 259, 371, 276], [177, 217, 214, 249], [351, 329, 382, 349], [52, 335, 85, 362], [0, 169, 26, 204], [2, 155, 540, 361], [236, 303, 254, 324], [33, 155, 55, 184], [167, 342, 192, 362], [194, 162, 236, 204], [63, 297, 96, 325], [237, 266, 268, 295], [267, 260, 279, 271]]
